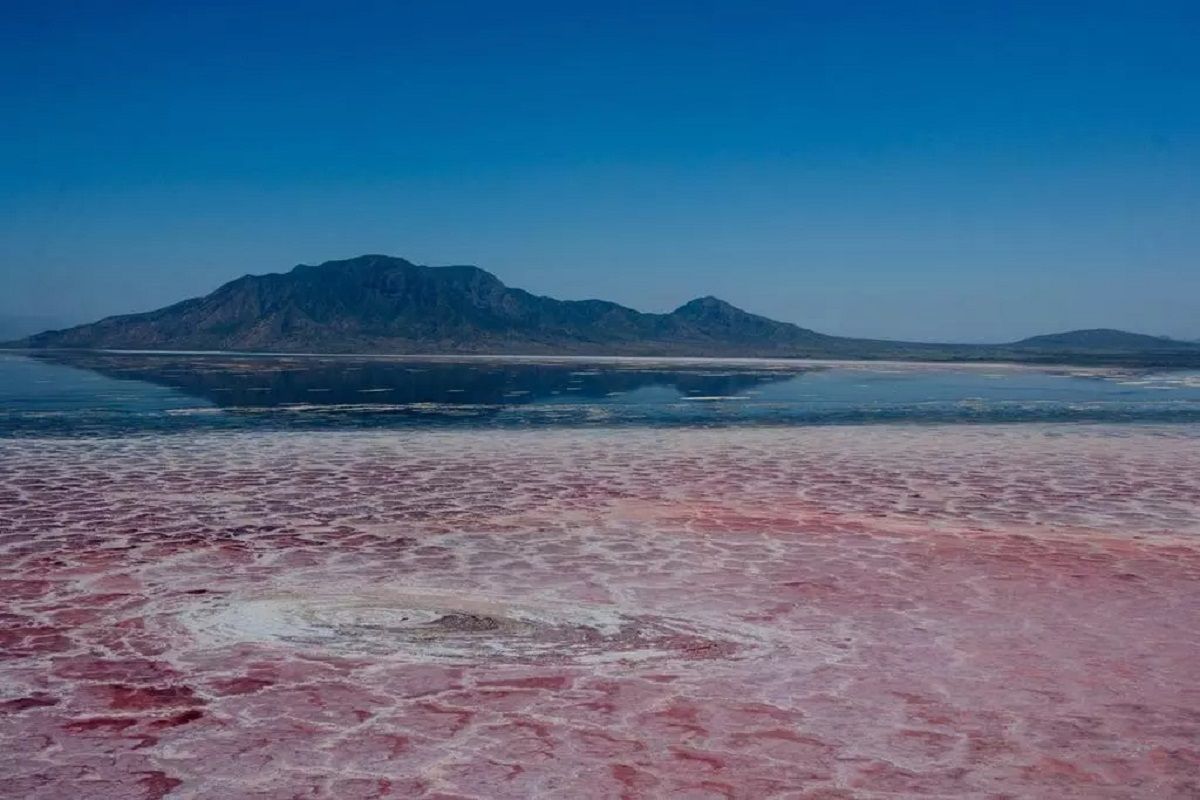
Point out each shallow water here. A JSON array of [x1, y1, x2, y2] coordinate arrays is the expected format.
[[1, 353, 1198, 798], [4, 351, 1200, 435]]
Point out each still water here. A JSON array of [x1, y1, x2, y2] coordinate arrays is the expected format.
[[3, 350, 1200, 435]]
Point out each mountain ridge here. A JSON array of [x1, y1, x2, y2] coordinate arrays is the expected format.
[[1012, 328, 1188, 351], [9, 255, 1200, 366]]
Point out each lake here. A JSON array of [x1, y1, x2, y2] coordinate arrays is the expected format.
[[2, 351, 1198, 799], [4, 350, 1200, 435]]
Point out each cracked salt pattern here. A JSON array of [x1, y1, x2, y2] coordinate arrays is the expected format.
[[1, 423, 1199, 798]]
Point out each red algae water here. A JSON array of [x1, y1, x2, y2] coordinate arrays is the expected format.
[[2, 424, 1199, 799]]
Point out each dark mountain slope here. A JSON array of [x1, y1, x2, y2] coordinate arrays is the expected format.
[[13, 255, 843, 355], [10, 254, 1200, 365]]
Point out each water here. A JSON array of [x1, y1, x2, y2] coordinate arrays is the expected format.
[[3, 350, 1200, 436], [4, 350, 1200, 798]]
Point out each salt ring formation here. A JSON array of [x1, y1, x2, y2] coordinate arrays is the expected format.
[[3, 369, 1200, 797], [180, 590, 756, 664]]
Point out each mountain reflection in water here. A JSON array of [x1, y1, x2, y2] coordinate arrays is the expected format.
[[8, 350, 1200, 437], [27, 351, 803, 408]]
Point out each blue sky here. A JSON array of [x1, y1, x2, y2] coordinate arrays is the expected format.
[[2, 1, 1197, 341]]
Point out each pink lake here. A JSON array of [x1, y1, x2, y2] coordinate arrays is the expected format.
[[2, 424, 1199, 799]]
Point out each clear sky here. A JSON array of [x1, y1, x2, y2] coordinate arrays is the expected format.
[[2, 1, 1197, 342]]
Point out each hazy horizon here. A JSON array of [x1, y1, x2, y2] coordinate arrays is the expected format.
[[3, 2, 1198, 342]]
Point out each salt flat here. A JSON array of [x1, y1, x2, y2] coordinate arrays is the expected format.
[[2, 424, 1198, 798]]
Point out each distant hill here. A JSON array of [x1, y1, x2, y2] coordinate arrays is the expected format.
[[8, 255, 1200, 366], [1012, 329, 1189, 352]]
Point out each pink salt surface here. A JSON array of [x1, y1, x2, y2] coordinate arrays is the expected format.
[[1, 424, 1199, 799]]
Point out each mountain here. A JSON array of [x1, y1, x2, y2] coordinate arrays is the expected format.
[[1011, 329, 1190, 351], [8, 255, 845, 356], [8, 255, 1200, 365]]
